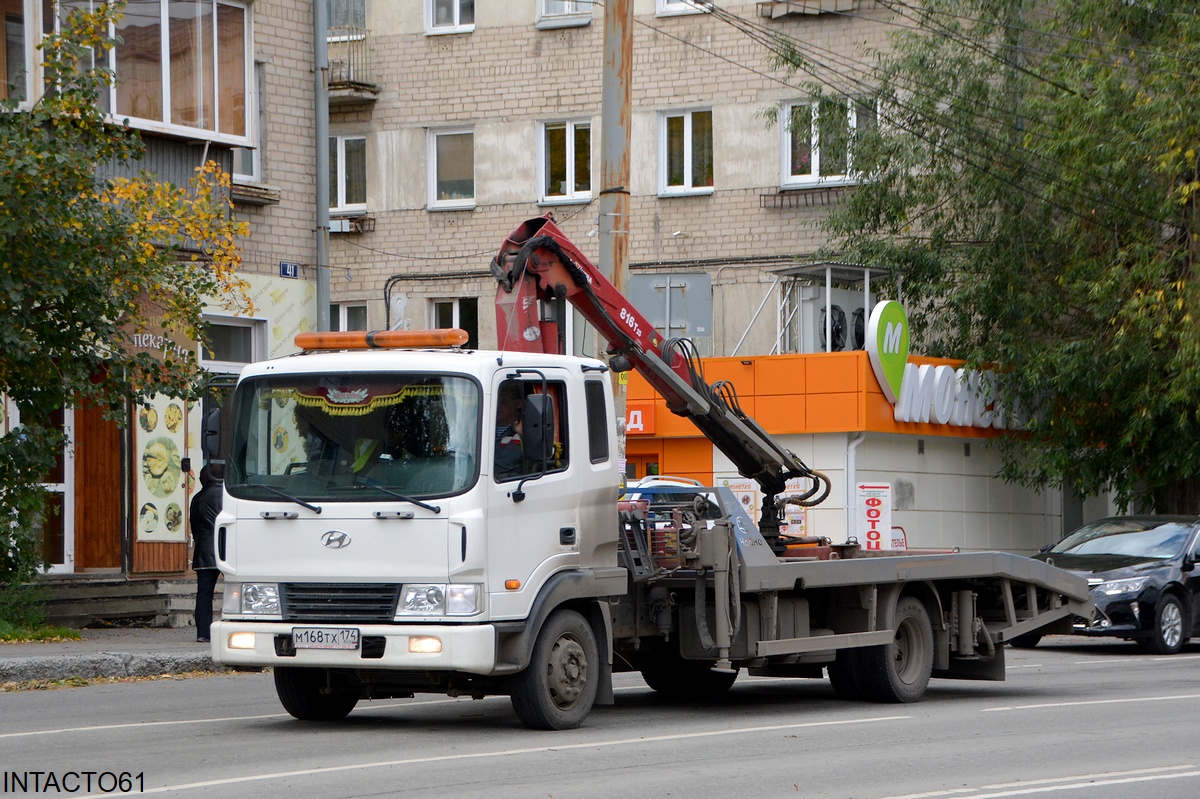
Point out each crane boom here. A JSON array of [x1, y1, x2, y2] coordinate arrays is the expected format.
[[491, 214, 830, 548]]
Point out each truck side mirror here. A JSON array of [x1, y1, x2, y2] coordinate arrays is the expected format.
[[521, 394, 555, 466], [202, 408, 222, 459]]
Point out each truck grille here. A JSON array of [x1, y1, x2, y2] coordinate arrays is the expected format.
[[281, 583, 401, 623]]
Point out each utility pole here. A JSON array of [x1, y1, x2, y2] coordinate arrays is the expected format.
[[600, 0, 633, 485], [314, 0, 331, 332]]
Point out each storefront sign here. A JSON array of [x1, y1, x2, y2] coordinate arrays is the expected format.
[[626, 402, 656, 435], [866, 302, 1009, 430], [856, 482, 901, 550]]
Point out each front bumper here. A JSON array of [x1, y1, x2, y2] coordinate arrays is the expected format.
[[210, 620, 498, 675], [1070, 599, 1145, 638]]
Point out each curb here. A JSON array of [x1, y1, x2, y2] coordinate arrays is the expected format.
[[0, 652, 221, 683]]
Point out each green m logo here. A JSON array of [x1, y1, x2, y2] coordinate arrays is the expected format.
[[865, 301, 909, 403]]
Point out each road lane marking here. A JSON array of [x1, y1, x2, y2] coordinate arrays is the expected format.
[[982, 693, 1200, 712], [0, 681, 808, 739], [879, 765, 1197, 798], [70, 715, 911, 797], [883, 767, 1200, 798]]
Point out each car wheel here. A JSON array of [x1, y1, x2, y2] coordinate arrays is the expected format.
[[1142, 594, 1186, 655]]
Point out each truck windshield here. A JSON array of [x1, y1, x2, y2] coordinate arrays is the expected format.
[[226, 373, 480, 502]]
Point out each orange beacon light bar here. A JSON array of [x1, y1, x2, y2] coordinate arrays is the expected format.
[[295, 328, 469, 351]]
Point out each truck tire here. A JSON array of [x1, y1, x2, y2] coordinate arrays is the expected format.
[[641, 662, 739, 700], [826, 648, 866, 700], [511, 609, 599, 730], [857, 596, 934, 703], [1140, 594, 1186, 655], [274, 667, 359, 721]]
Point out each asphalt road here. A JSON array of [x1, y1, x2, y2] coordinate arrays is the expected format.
[[2, 637, 1198, 799]]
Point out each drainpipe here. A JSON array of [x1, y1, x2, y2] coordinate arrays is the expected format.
[[314, 0, 331, 332], [845, 432, 865, 540]]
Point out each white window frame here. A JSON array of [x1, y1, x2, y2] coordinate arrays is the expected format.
[[539, 119, 592, 205], [781, 97, 876, 189], [659, 108, 714, 197], [105, 0, 253, 146], [201, 315, 267, 375], [426, 0, 475, 35], [331, 303, 368, 331], [536, 0, 593, 29], [427, 128, 476, 211], [330, 134, 368, 215], [656, 0, 708, 16], [232, 60, 264, 183], [431, 297, 478, 348]]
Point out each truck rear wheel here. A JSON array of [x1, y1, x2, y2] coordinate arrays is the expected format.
[[826, 648, 866, 700], [274, 667, 360, 721], [857, 596, 934, 703], [511, 609, 599, 730]]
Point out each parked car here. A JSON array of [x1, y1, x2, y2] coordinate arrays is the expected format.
[[1014, 516, 1200, 654]]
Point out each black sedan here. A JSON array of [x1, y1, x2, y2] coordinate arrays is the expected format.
[[1016, 516, 1200, 654]]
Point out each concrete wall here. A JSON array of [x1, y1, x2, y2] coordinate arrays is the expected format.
[[714, 431, 1064, 555]]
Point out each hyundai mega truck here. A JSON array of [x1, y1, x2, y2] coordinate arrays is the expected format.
[[210, 215, 1091, 730]]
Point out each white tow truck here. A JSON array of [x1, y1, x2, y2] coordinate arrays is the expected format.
[[210, 217, 1091, 730]]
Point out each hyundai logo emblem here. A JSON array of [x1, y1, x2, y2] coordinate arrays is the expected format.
[[321, 530, 351, 549]]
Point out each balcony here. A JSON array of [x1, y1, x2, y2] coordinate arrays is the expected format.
[[327, 26, 380, 107]]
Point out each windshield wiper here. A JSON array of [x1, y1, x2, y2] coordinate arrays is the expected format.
[[344, 483, 441, 514], [246, 482, 323, 514]]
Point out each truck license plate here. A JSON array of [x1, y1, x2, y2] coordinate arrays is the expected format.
[[291, 627, 361, 650]]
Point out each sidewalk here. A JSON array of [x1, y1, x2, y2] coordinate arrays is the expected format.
[[0, 626, 223, 684]]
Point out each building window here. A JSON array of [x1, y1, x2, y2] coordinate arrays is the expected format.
[[202, 316, 265, 373], [328, 0, 365, 28], [231, 60, 264, 183], [433, 297, 478, 349], [536, 0, 592, 28], [2, 5, 27, 102], [427, 0, 474, 35], [428, 129, 475, 210], [330, 135, 367, 213], [331, 303, 367, 331], [108, 0, 250, 144], [656, 0, 707, 16], [540, 120, 591, 204], [783, 97, 877, 188], [660, 109, 713, 196]]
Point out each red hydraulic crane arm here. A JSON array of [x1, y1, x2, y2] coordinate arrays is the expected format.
[[491, 215, 831, 538]]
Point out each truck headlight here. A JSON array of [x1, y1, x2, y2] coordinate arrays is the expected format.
[[1096, 577, 1147, 596], [398, 584, 480, 616], [224, 583, 281, 615]]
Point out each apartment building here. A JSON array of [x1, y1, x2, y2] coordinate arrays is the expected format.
[[2, 0, 318, 576], [325, 0, 891, 358]]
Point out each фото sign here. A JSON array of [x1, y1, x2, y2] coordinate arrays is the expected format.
[[866, 301, 1010, 430], [856, 482, 902, 551]]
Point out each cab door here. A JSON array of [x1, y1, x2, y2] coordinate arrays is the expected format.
[[485, 369, 581, 620]]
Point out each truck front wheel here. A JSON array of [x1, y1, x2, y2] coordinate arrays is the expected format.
[[274, 667, 360, 721], [511, 609, 599, 730], [857, 596, 934, 703]]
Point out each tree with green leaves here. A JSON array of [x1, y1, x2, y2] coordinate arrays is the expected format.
[[0, 3, 249, 622], [770, 0, 1200, 512]]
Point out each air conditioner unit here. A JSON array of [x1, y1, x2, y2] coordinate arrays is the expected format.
[[793, 286, 873, 353]]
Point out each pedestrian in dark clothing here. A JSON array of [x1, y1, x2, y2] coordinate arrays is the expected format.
[[191, 462, 224, 643]]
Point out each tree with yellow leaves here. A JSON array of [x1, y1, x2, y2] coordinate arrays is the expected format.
[[0, 2, 250, 621]]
